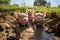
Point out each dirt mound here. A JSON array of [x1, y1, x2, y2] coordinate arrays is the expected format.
[[0, 13, 18, 40], [45, 15, 60, 37]]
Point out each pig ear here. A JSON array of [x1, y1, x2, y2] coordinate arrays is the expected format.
[[14, 12, 20, 19], [32, 9, 35, 15], [43, 12, 46, 17], [32, 9, 35, 13], [26, 8, 28, 14]]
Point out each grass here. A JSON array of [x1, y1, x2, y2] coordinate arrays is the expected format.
[[0, 5, 60, 15]]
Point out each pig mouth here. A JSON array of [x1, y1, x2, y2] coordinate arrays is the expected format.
[[35, 18, 42, 22]]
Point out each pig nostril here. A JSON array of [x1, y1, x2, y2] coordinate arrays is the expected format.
[[23, 19, 26, 21]]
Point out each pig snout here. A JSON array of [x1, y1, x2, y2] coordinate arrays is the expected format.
[[35, 16, 43, 22], [21, 17, 28, 24], [29, 16, 33, 20]]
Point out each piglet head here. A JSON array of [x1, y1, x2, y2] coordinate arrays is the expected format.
[[35, 12, 46, 22], [18, 13, 28, 25], [35, 13, 44, 23], [26, 9, 35, 20]]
